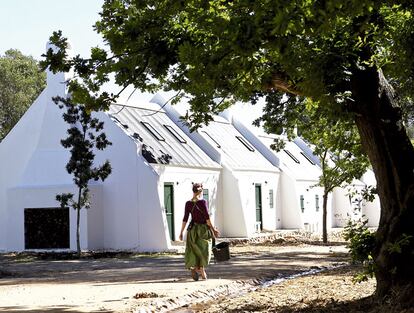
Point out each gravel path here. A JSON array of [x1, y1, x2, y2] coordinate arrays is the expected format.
[[0, 240, 349, 313]]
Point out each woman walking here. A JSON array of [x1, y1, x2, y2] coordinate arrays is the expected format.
[[179, 183, 219, 280]]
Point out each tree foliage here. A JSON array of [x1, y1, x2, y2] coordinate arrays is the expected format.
[[55, 96, 112, 257], [42, 0, 414, 303], [40, 1, 414, 123], [0, 49, 46, 140]]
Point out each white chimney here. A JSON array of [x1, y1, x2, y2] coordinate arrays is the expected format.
[[45, 41, 73, 93]]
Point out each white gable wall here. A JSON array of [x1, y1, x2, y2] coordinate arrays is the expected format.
[[0, 91, 48, 250], [94, 112, 170, 251], [331, 182, 365, 227], [155, 166, 221, 242], [0, 65, 73, 251], [220, 167, 247, 237], [278, 172, 302, 229], [236, 170, 279, 236]]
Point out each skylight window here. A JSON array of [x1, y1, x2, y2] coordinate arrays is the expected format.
[[236, 136, 255, 152], [300, 152, 315, 165], [201, 131, 221, 148], [284, 149, 300, 163], [164, 124, 187, 143], [141, 121, 165, 141]]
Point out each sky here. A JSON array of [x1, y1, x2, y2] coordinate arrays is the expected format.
[[0, 0, 160, 103], [0, 0, 104, 59]]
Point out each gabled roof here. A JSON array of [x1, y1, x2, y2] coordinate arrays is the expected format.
[[258, 134, 322, 181], [198, 115, 278, 171], [108, 104, 220, 169]]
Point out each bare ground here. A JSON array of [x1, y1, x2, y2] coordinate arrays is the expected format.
[[0, 233, 400, 313]]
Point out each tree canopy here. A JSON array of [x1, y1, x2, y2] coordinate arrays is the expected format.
[[0, 49, 46, 140], [42, 0, 414, 305]]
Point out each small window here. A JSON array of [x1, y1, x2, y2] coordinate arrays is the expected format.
[[203, 189, 209, 202], [315, 195, 320, 212], [141, 121, 165, 141], [201, 131, 221, 148], [203, 189, 210, 213], [300, 152, 315, 165], [236, 136, 255, 152], [300, 195, 305, 213], [164, 124, 187, 143], [269, 189, 274, 208], [284, 149, 300, 164]]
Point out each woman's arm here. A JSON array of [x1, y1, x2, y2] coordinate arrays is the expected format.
[[178, 221, 187, 241], [206, 219, 219, 238]]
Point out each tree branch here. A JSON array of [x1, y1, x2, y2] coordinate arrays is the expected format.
[[266, 72, 303, 96]]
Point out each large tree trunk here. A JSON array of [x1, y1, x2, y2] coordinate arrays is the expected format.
[[351, 67, 414, 305]]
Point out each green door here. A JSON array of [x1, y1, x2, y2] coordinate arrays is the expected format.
[[164, 183, 175, 240], [255, 184, 263, 230]]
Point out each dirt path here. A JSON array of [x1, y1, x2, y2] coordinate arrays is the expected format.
[[0, 244, 348, 313]]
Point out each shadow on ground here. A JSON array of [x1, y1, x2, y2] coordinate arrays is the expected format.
[[0, 248, 349, 285]]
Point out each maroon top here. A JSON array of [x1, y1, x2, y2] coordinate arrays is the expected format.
[[183, 199, 209, 224]]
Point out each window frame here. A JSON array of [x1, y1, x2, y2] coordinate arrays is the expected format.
[[284, 149, 300, 164], [269, 189, 274, 209], [315, 194, 320, 212], [300, 195, 305, 213], [163, 124, 187, 143], [300, 151, 315, 165], [235, 135, 255, 152], [201, 130, 221, 148], [141, 121, 165, 141]]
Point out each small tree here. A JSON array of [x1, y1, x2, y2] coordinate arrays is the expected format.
[[55, 96, 112, 257], [303, 121, 369, 243]]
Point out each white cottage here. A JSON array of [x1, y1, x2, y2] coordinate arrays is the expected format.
[[230, 117, 327, 232], [151, 95, 280, 238], [294, 137, 379, 228], [104, 103, 221, 247], [0, 46, 221, 253]]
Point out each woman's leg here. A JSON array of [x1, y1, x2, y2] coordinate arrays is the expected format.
[[198, 266, 207, 279]]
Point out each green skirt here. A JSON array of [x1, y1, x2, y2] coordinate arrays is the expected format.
[[185, 223, 212, 269]]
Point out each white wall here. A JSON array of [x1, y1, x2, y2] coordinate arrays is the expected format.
[[136, 159, 169, 252], [94, 113, 158, 251], [220, 169, 279, 237], [362, 196, 380, 227], [156, 166, 221, 242], [279, 172, 303, 229], [298, 182, 325, 233], [278, 171, 327, 232], [360, 170, 380, 227], [0, 91, 48, 250], [221, 168, 246, 237], [6, 184, 102, 251], [331, 184, 365, 227], [236, 170, 280, 236], [0, 61, 71, 251]]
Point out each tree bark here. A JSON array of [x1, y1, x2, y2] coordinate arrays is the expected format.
[[351, 67, 414, 305], [76, 187, 82, 258], [322, 192, 329, 243]]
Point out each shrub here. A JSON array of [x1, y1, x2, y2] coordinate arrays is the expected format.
[[343, 218, 376, 282]]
